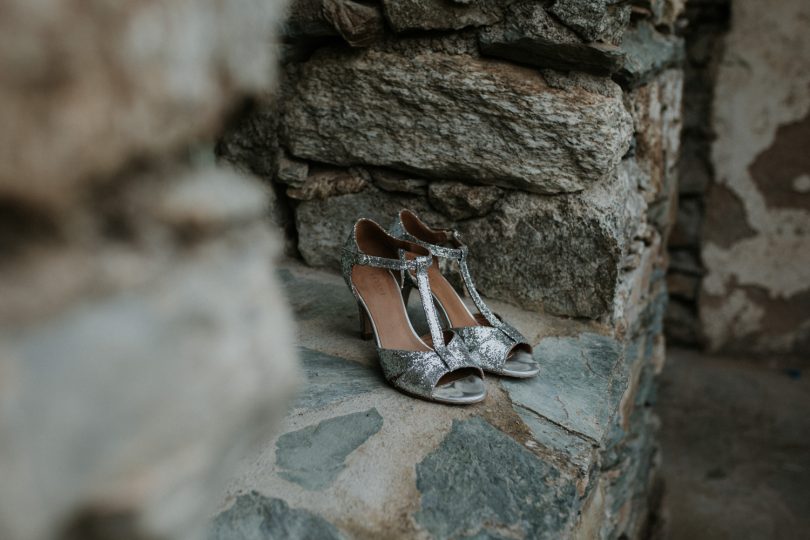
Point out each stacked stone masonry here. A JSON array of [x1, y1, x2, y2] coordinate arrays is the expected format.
[[665, 0, 729, 348], [216, 0, 685, 538]]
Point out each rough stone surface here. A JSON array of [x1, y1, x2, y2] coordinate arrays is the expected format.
[[323, 0, 385, 47], [456, 168, 645, 318], [209, 492, 344, 540], [625, 69, 684, 205], [284, 0, 340, 38], [211, 2, 683, 536], [427, 182, 503, 220], [368, 167, 428, 195], [284, 0, 385, 47], [286, 165, 369, 200], [276, 409, 383, 490], [549, 0, 631, 45], [381, 0, 508, 32], [479, 1, 625, 76], [415, 417, 577, 539], [700, 0, 810, 355], [294, 167, 644, 318], [283, 46, 632, 194], [616, 21, 684, 87], [503, 334, 623, 444]]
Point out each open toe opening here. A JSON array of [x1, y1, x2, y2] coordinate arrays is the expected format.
[[503, 343, 540, 378], [433, 368, 486, 404]]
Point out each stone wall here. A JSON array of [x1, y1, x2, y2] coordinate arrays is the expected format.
[[216, 1, 686, 538], [221, 0, 685, 325], [0, 1, 298, 539], [664, 0, 729, 347], [666, 0, 810, 356]]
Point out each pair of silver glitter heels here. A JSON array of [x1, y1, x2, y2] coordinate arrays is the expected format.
[[342, 210, 540, 405]]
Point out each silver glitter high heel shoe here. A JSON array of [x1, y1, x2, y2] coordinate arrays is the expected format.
[[390, 210, 540, 378], [342, 218, 486, 404]]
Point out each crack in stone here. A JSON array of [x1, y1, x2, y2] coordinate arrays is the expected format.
[[516, 402, 598, 447]]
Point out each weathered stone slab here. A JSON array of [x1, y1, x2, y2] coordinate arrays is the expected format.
[[503, 333, 623, 443], [381, 0, 508, 32], [209, 491, 344, 540], [294, 347, 382, 410], [276, 408, 383, 490], [516, 409, 597, 479], [283, 46, 632, 194], [479, 1, 625, 76], [549, 0, 630, 45], [415, 417, 578, 539]]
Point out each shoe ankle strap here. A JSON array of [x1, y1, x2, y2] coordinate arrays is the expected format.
[[342, 248, 432, 272]]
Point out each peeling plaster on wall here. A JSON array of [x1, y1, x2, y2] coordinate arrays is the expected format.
[[701, 0, 810, 353]]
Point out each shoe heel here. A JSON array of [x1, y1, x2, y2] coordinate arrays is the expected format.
[[358, 302, 373, 341]]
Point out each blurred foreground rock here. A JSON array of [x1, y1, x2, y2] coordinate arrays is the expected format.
[[0, 0, 298, 539]]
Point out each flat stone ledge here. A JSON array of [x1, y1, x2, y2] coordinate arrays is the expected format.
[[211, 260, 665, 539]]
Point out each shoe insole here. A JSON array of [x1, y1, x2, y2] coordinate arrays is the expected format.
[[351, 265, 479, 386], [407, 255, 532, 358], [352, 265, 429, 352]]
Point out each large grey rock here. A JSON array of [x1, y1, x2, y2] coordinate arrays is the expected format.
[[295, 165, 645, 318], [275, 409, 383, 490], [415, 417, 578, 539], [209, 492, 344, 540], [381, 0, 508, 32], [548, 0, 631, 45], [457, 167, 645, 318], [283, 46, 633, 194], [479, 1, 625, 76]]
